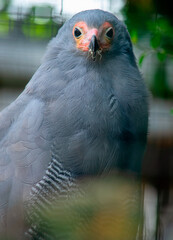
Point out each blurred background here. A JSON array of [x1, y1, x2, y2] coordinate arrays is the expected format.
[[0, 0, 173, 239]]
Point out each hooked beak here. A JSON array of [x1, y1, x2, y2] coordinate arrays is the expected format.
[[89, 35, 100, 60]]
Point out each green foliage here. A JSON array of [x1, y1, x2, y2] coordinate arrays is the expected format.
[[122, 0, 173, 98], [157, 50, 166, 62], [0, 5, 64, 39], [22, 18, 59, 39], [138, 53, 146, 67], [130, 29, 138, 44], [150, 33, 161, 49], [0, 12, 12, 36], [137, 16, 173, 66], [151, 61, 172, 98]]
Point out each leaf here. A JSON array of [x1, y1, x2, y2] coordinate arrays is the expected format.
[[150, 33, 161, 49], [138, 53, 146, 67], [157, 50, 166, 62], [131, 30, 138, 44], [170, 109, 173, 115]]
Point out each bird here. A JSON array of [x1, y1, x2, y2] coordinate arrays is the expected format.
[[0, 9, 148, 239]]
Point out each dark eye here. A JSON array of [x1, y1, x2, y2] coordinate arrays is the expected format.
[[105, 27, 113, 39], [74, 27, 82, 38]]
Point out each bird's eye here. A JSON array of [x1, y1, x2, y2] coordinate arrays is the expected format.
[[105, 27, 114, 39], [74, 27, 82, 38]]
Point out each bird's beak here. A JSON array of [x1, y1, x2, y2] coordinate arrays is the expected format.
[[89, 35, 100, 60]]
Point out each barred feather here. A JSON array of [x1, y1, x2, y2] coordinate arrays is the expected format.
[[25, 156, 78, 239]]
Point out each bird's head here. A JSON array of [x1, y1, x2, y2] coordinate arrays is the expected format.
[[44, 9, 135, 65], [72, 21, 114, 61], [68, 9, 134, 62]]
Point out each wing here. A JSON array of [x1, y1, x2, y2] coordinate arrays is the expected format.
[[0, 94, 51, 237]]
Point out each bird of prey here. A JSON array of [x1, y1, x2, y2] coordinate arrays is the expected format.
[[0, 9, 148, 239]]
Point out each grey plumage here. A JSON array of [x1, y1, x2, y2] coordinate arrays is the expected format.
[[0, 9, 148, 239]]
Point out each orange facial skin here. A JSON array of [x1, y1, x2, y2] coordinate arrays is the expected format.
[[73, 21, 115, 52], [98, 22, 115, 50], [73, 21, 98, 52]]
